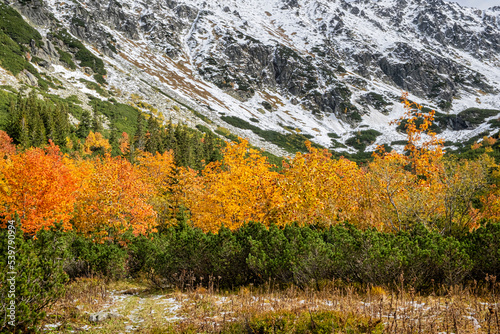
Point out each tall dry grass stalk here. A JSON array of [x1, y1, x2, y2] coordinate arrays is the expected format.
[[45, 276, 499, 333]]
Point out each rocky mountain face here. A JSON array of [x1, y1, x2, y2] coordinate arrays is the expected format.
[[3, 0, 500, 155]]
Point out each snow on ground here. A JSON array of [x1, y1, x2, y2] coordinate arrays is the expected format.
[[26, 0, 500, 155]]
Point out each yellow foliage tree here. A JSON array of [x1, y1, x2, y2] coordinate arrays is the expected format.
[[276, 142, 373, 228], [369, 150, 444, 231], [136, 150, 176, 227], [83, 131, 111, 155], [181, 139, 283, 232], [369, 94, 494, 233], [439, 155, 494, 234]]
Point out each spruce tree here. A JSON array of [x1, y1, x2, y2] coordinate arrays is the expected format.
[[53, 103, 70, 147], [145, 117, 161, 154], [192, 132, 205, 170], [6, 99, 21, 144], [77, 110, 92, 139], [91, 104, 103, 134], [109, 123, 121, 156], [163, 119, 177, 152], [18, 115, 30, 149], [30, 110, 46, 147], [134, 113, 146, 151], [42, 103, 56, 143], [175, 123, 193, 167], [204, 131, 221, 163]]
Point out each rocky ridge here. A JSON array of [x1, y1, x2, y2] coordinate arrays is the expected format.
[[3, 0, 500, 154]]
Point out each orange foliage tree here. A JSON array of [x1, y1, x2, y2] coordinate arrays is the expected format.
[[3, 92, 497, 238], [396, 92, 444, 177], [0, 141, 80, 234], [72, 154, 157, 238], [0, 130, 16, 158], [118, 132, 130, 155]]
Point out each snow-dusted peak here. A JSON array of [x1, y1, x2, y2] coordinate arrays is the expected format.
[[7, 0, 500, 155]]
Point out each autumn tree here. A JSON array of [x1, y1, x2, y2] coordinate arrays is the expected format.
[[395, 93, 444, 177], [181, 139, 283, 232], [0, 141, 79, 234], [83, 131, 111, 156], [72, 155, 157, 239], [0, 130, 16, 158], [276, 142, 373, 228], [136, 150, 176, 228], [369, 94, 494, 234], [368, 95, 446, 231], [368, 150, 444, 231], [438, 155, 494, 234], [118, 132, 130, 155]]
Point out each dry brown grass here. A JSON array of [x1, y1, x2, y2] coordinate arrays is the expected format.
[[42, 277, 500, 333]]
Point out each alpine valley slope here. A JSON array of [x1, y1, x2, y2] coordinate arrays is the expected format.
[[4, 0, 500, 155]]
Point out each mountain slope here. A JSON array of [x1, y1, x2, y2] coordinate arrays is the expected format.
[[2, 0, 500, 155]]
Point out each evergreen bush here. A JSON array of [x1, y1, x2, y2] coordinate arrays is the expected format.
[[0, 218, 68, 333]]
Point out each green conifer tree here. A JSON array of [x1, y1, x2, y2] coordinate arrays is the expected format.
[[145, 117, 161, 154], [91, 104, 103, 134], [53, 103, 70, 147], [41, 103, 56, 143], [134, 113, 146, 151], [77, 110, 92, 139]]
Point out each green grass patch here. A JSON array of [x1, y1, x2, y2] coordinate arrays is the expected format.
[[192, 109, 213, 124], [221, 115, 255, 130], [488, 117, 500, 128], [215, 126, 239, 142], [79, 78, 109, 97], [65, 95, 81, 105], [57, 48, 76, 70], [221, 115, 323, 153], [330, 138, 347, 149], [54, 29, 106, 76], [228, 310, 384, 333], [391, 140, 408, 146], [0, 3, 42, 47], [457, 108, 500, 125], [195, 124, 212, 134], [0, 23, 50, 86], [0, 29, 38, 76], [89, 97, 139, 136], [366, 92, 392, 109], [93, 73, 107, 85], [345, 129, 382, 151]]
